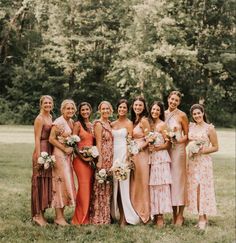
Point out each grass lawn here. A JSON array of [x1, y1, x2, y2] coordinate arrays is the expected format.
[[0, 126, 235, 242]]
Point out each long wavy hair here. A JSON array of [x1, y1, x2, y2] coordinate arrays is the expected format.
[[148, 101, 165, 128], [77, 102, 92, 131], [130, 96, 148, 125]]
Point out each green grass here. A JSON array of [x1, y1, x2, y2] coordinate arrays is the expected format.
[[0, 127, 235, 242]]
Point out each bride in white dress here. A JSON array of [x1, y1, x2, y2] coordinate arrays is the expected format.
[[111, 99, 140, 226]]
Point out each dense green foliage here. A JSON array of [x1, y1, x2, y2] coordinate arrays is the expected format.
[[0, 0, 235, 125]]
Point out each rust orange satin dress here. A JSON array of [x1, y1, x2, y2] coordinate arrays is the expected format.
[[71, 121, 94, 225]]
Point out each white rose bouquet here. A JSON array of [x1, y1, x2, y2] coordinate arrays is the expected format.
[[95, 169, 112, 184], [37, 151, 56, 170], [79, 146, 99, 169], [110, 160, 131, 181], [127, 136, 139, 155], [64, 135, 81, 147], [187, 140, 205, 158]]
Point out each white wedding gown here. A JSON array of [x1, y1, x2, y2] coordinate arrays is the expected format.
[[111, 128, 140, 225]]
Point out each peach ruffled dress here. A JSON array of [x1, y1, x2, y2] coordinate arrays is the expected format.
[[149, 124, 172, 215]]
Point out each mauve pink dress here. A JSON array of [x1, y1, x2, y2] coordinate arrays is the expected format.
[[149, 123, 172, 215], [165, 109, 187, 206], [51, 116, 76, 208]]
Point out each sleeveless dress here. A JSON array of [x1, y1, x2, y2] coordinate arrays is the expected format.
[[72, 121, 94, 225], [31, 124, 52, 217], [130, 123, 150, 223], [149, 124, 172, 215], [187, 122, 217, 215], [165, 109, 187, 206], [111, 128, 140, 225], [90, 120, 113, 224], [51, 116, 76, 208]]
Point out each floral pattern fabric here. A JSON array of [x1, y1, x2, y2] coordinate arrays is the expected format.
[[90, 120, 113, 224], [187, 122, 217, 215]]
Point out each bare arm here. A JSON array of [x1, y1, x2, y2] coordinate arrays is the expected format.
[[178, 112, 189, 144], [34, 116, 43, 158], [72, 122, 80, 136], [202, 126, 219, 154], [140, 117, 151, 150], [49, 125, 73, 155], [94, 122, 103, 169]]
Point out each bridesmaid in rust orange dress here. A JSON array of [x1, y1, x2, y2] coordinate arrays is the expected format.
[[90, 101, 113, 224], [71, 102, 94, 225], [31, 95, 54, 226], [130, 96, 151, 224]]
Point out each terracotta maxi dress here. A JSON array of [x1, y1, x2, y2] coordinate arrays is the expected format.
[[149, 125, 172, 216], [72, 121, 94, 225], [31, 124, 52, 217], [90, 120, 113, 224], [165, 109, 187, 206], [130, 123, 150, 223], [51, 116, 76, 208], [187, 122, 217, 215]]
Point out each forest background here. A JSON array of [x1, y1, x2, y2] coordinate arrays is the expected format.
[[0, 0, 235, 126]]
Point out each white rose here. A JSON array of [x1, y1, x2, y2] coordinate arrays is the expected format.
[[37, 157, 45, 164], [41, 151, 48, 158], [50, 155, 56, 163], [99, 169, 107, 177], [91, 146, 99, 158], [98, 179, 104, 184]]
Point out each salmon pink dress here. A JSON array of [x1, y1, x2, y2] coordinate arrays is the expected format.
[[130, 123, 150, 223], [31, 124, 52, 217], [187, 122, 217, 215], [51, 116, 76, 208], [71, 121, 94, 225], [90, 120, 113, 224], [165, 109, 187, 206], [149, 123, 172, 216]]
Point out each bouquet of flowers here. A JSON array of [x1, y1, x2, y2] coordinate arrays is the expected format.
[[79, 146, 99, 169], [145, 131, 158, 145], [95, 169, 113, 184], [127, 136, 139, 155], [37, 151, 56, 170], [64, 135, 81, 147], [164, 127, 178, 148], [110, 160, 131, 181], [187, 140, 205, 158]]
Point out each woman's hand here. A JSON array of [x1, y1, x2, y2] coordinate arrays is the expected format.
[[64, 147, 73, 155], [96, 156, 102, 169], [148, 144, 155, 152]]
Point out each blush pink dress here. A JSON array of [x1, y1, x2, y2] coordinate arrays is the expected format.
[[51, 116, 76, 208], [130, 123, 150, 223], [187, 122, 217, 215], [90, 120, 113, 224], [165, 109, 187, 206], [149, 124, 172, 215], [31, 123, 52, 217]]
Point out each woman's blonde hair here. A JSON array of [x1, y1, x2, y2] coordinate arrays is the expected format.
[[98, 101, 113, 115], [39, 95, 54, 109], [60, 99, 77, 114]]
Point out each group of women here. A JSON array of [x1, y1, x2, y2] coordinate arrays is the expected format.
[[31, 90, 219, 231]]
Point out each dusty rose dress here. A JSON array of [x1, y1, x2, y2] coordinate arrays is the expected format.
[[72, 121, 94, 225], [90, 120, 113, 224], [165, 109, 187, 206], [130, 123, 150, 223], [149, 124, 172, 215], [51, 116, 76, 208], [31, 124, 52, 217], [187, 122, 217, 215]]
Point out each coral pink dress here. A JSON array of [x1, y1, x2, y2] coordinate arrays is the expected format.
[[90, 120, 113, 224], [130, 123, 150, 223], [165, 109, 187, 206], [187, 122, 217, 215], [51, 116, 76, 208], [149, 124, 172, 215], [72, 121, 94, 225], [31, 124, 52, 217]]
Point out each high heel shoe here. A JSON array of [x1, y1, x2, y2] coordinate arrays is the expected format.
[[198, 220, 207, 230], [156, 216, 164, 229], [54, 218, 69, 226], [32, 217, 48, 227], [175, 216, 185, 227]]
